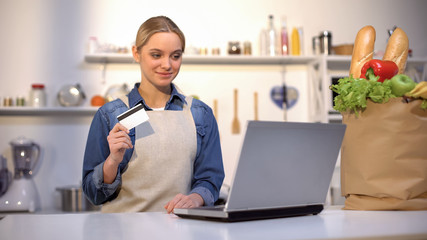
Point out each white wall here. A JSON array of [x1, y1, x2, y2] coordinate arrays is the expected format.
[[1, 0, 426, 211]]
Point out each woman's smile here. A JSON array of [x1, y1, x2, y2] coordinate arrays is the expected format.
[[156, 71, 173, 78]]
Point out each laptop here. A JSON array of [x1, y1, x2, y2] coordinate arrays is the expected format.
[[174, 121, 346, 222]]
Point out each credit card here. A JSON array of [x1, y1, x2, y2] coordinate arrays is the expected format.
[[117, 103, 149, 130]]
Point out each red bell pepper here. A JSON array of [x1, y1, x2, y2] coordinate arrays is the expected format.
[[360, 59, 398, 83]]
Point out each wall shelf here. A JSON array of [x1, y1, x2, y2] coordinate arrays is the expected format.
[[0, 107, 98, 116], [322, 55, 427, 71], [3, 55, 425, 119], [84, 53, 319, 65]]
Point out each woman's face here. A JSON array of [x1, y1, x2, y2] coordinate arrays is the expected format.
[[133, 32, 183, 90]]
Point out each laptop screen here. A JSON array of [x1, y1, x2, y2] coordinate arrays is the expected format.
[[225, 121, 346, 211]]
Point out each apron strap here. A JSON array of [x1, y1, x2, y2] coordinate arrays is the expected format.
[[184, 96, 193, 110]]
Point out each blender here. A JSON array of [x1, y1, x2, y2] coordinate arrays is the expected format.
[[0, 137, 41, 212]]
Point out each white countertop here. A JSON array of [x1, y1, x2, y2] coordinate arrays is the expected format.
[[1, 206, 427, 240]]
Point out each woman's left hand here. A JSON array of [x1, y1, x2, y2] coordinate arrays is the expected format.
[[164, 193, 204, 214]]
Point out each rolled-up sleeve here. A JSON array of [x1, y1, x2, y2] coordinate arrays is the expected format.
[[190, 103, 225, 206], [82, 109, 122, 205]]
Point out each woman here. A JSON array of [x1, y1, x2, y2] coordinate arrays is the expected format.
[[82, 16, 224, 213]]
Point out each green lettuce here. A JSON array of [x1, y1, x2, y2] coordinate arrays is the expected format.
[[330, 76, 395, 114]]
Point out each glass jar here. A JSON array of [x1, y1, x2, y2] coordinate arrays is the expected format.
[[3, 97, 13, 107], [243, 41, 252, 55], [29, 84, 46, 107], [16, 96, 25, 106], [228, 41, 241, 55]]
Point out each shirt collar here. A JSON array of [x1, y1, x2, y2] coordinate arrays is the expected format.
[[128, 83, 186, 109]]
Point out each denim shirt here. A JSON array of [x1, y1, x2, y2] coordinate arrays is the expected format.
[[82, 83, 224, 207]]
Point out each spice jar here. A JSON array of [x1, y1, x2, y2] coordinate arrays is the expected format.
[[3, 97, 13, 107], [243, 41, 252, 55], [16, 96, 25, 106], [228, 41, 241, 55], [29, 84, 46, 107], [211, 48, 220, 55]]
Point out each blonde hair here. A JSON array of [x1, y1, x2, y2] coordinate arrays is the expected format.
[[135, 16, 185, 52]]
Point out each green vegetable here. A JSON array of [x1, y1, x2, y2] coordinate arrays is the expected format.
[[422, 100, 427, 110], [330, 76, 395, 115]]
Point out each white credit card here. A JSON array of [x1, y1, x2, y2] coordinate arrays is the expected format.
[[117, 103, 149, 130]]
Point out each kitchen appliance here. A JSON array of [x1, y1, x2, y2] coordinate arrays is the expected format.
[[0, 155, 11, 197], [0, 137, 41, 212], [56, 185, 100, 212]]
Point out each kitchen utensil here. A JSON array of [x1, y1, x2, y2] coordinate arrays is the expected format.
[[283, 84, 288, 121], [254, 92, 258, 121], [56, 185, 100, 212], [270, 86, 299, 110], [57, 83, 86, 106], [213, 99, 218, 119], [0, 137, 41, 212], [312, 36, 320, 55], [104, 83, 129, 102], [231, 89, 240, 134], [319, 31, 332, 55]]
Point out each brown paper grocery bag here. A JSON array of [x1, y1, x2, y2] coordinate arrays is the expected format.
[[340, 97, 427, 210]]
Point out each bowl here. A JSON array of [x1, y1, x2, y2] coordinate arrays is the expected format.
[[333, 44, 354, 55]]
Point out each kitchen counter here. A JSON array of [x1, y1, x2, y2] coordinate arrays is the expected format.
[[1, 206, 426, 240]]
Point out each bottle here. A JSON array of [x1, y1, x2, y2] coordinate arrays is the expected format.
[[267, 15, 277, 56], [298, 27, 304, 55], [243, 41, 252, 55], [291, 27, 300, 56], [0, 155, 11, 197], [87, 36, 99, 54], [280, 17, 289, 56], [29, 84, 47, 107]]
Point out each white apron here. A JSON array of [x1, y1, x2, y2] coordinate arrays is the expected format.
[[102, 96, 197, 212]]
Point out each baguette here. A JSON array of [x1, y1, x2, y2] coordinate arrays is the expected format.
[[349, 26, 376, 78], [383, 28, 409, 74]]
